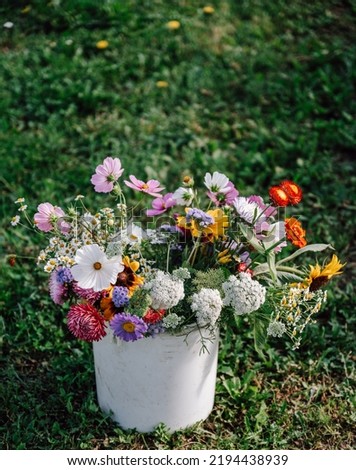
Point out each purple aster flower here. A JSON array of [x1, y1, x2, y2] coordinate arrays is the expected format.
[[186, 208, 214, 228], [49, 270, 69, 305], [112, 286, 130, 308], [110, 313, 148, 342]]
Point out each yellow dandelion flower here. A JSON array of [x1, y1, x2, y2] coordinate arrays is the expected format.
[[96, 40, 109, 49], [166, 20, 181, 30], [203, 6, 215, 14], [156, 80, 169, 88]]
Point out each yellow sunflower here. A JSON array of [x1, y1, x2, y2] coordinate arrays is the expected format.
[[304, 255, 345, 291]]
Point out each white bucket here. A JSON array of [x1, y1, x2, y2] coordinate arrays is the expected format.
[[92, 326, 219, 432]]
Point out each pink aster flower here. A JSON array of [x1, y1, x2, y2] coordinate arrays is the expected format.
[[91, 157, 124, 193], [146, 193, 176, 216], [34, 202, 70, 234], [124, 175, 164, 197], [67, 303, 106, 342], [72, 283, 102, 304]]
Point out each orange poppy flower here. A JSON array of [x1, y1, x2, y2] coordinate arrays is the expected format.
[[285, 217, 307, 248]]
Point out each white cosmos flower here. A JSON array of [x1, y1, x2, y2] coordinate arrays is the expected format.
[[204, 171, 230, 194], [71, 244, 124, 292], [172, 187, 194, 206]]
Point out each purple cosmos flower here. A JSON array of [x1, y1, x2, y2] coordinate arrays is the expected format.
[[207, 181, 239, 207], [146, 193, 176, 216], [110, 313, 148, 341], [67, 304, 106, 342], [34, 202, 70, 234], [124, 175, 164, 197], [112, 286, 130, 308], [91, 157, 124, 193], [186, 208, 214, 228]]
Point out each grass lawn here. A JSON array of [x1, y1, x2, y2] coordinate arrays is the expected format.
[[0, 0, 355, 450]]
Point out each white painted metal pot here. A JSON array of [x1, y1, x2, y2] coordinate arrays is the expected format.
[[92, 326, 219, 432]]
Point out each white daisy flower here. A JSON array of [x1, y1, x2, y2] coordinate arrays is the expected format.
[[204, 171, 230, 194], [172, 187, 194, 206], [10, 215, 20, 226], [71, 244, 124, 292]]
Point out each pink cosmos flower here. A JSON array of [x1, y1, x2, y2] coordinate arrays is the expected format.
[[34, 202, 70, 233], [91, 157, 124, 193], [124, 175, 164, 197], [146, 193, 176, 216], [207, 182, 239, 207]]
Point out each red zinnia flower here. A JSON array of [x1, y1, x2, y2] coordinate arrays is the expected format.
[[285, 217, 307, 248], [280, 180, 303, 205], [143, 308, 166, 324], [269, 186, 289, 207], [67, 304, 106, 342]]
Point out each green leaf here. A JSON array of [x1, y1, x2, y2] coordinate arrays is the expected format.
[[276, 244, 333, 266], [251, 310, 271, 358]]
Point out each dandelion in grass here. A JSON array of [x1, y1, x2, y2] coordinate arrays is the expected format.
[[203, 6, 215, 14], [91, 157, 124, 193], [166, 20, 180, 30], [156, 80, 169, 88], [67, 304, 106, 342], [110, 313, 148, 342], [124, 175, 164, 197], [96, 40, 109, 49], [71, 244, 124, 292]]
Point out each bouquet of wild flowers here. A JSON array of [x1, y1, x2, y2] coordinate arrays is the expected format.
[[11, 157, 345, 352]]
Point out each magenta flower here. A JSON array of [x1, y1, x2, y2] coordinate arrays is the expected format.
[[34, 202, 70, 233], [91, 157, 124, 193], [207, 182, 239, 207], [248, 195, 277, 218], [146, 193, 176, 216], [124, 175, 164, 197], [67, 303, 106, 342]]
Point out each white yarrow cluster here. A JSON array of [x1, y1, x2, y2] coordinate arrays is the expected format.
[[222, 272, 266, 315], [267, 320, 287, 337], [162, 313, 183, 329], [144, 270, 185, 310], [191, 288, 223, 327]]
